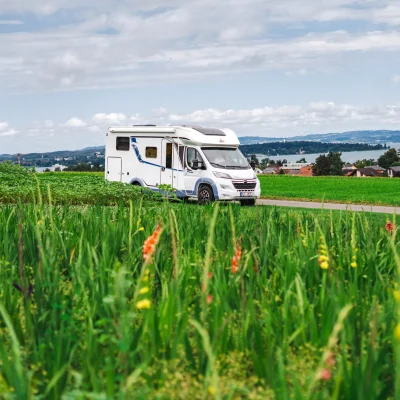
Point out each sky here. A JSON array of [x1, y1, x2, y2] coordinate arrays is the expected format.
[[1, 0, 400, 153]]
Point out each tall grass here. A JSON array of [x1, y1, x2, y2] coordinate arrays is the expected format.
[[0, 201, 399, 399]]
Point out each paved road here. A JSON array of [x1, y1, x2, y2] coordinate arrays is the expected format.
[[257, 199, 400, 214]]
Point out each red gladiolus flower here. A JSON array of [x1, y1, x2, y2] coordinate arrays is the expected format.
[[386, 221, 394, 233]]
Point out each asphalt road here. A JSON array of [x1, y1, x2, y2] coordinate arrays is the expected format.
[[257, 199, 400, 214]]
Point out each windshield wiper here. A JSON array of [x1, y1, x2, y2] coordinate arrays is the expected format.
[[226, 165, 248, 169], [210, 162, 227, 169]]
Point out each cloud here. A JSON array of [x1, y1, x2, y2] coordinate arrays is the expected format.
[[1, 1, 400, 92], [392, 74, 400, 84], [0, 20, 24, 25], [62, 117, 87, 128], [0, 122, 9, 131], [93, 113, 127, 125], [0, 129, 19, 137], [165, 102, 400, 131]]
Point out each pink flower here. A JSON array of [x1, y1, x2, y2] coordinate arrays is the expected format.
[[318, 369, 331, 381]]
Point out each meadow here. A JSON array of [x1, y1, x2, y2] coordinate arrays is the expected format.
[[0, 166, 400, 399], [259, 175, 400, 206]]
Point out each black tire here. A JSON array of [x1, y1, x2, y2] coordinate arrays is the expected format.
[[240, 199, 256, 207], [198, 185, 215, 205]]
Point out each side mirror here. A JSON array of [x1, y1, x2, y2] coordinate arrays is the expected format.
[[250, 161, 256, 170], [192, 159, 203, 170]]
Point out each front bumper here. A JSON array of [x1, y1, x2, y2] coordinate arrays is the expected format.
[[216, 179, 261, 200]]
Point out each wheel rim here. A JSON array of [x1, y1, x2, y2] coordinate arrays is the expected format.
[[199, 189, 210, 204]]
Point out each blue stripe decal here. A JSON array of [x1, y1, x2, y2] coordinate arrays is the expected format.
[[131, 137, 184, 172]]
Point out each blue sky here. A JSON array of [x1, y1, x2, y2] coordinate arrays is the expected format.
[[1, 0, 400, 153]]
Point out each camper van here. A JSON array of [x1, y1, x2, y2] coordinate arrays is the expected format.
[[105, 125, 261, 205]]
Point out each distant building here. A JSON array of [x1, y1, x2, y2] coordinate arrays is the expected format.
[[282, 162, 309, 171], [356, 167, 386, 177], [388, 166, 400, 178], [298, 165, 313, 176], [262, 166, 280, 174]]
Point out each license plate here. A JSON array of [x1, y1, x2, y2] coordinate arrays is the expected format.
[[240, 192, 254, 197]]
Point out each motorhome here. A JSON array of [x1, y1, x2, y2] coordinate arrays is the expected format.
[[105, 125, 261, 205]]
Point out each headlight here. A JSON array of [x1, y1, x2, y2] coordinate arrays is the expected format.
[[213, 171, 232, 179]]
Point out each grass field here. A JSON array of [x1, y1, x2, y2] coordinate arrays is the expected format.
[[259, 175, 400, 206], [0, 186, 400, 398]]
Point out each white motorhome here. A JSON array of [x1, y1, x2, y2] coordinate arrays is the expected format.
[[105, 125, 261, 205]]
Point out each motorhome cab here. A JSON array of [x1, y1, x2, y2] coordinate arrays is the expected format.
[[105, 125, 261, 206]]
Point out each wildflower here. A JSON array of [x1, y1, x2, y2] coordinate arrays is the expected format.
[[139, 287, 149, 295], [231, 244, 242, 274], [142, 224, 162, 261], [138, 227, 144, 232], [386, 221, 395, 233], [302, 240, 308, 247], [351, 262, 357, 268], [326, 352, 335, 367], [136, 299, 151, 310], [318, 369, 331, 381], [320, 261, 329, 270], [208, 272, 214, 279], [207, 294, 213, 304], [208, 386, 216, 396], [318, 255, 328, 265]]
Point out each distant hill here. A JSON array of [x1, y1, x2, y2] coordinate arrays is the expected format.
[[239, 130, 400, 145]]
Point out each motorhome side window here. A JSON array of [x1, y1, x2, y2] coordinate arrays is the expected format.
[[116, 137, 130, 151], [186, 148, 204, 169], [145, 147, 157, 158]]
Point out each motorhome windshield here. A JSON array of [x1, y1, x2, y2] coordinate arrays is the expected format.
[[201, 147, 250, 169]]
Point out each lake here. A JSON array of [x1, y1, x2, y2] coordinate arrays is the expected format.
[[255, 149, 392, 164]]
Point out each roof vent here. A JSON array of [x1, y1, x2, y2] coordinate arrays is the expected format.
[[193, 127, 226, 136]]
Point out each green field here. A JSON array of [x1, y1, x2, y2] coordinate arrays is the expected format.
[[0, 167, 400, 398], [259, 175, 400, 206]]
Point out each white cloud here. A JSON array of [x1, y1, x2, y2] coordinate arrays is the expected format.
[[0, 122, 9, 131], [43, 120, 54, 128], [62, 117, 87, 128], [0, 129, 19, 137], [93, 113, 126, 125], [392, 74, 400, 84], [0, 20, 24, 25], [1, 2, 400, 92]]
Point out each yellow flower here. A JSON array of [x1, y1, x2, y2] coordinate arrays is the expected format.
[[318, 255, 328, 262], [139, 287, 149, 295], [351, 262, 357, 268], [138, 227, 144, 232], [302, 240, 308, 247], [395, 324, 400, 341], [136, 299, 151, 310], [352, 255, 357, 260], [320, 261, 329, 270], [393, 290, 400, 302], [208, 386, 216, 396], [142, 275, 149, 282]]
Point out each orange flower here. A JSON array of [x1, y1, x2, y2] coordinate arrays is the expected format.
[[208, 272, 214, 279], [207, 294, 213, 304], [143, 224, 162, 261], [386, 221, 394, 233], [231, 244, 241, 274]]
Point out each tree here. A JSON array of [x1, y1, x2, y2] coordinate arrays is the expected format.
[[297, 157, 307, 163], [378, 148, 400, 169], [312, 152, 344, 176], [250, 154, 259, 165]]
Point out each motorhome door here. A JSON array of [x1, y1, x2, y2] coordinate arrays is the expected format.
[[107, 157, 122, 182], [160, 140, 174, 187]]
